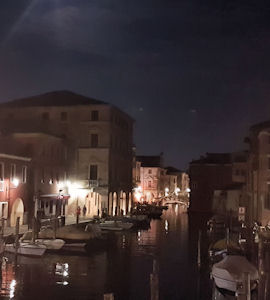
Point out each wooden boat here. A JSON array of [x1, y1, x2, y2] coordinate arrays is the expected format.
[[5, 242, 46, 257], [212, 255, 259, 293]]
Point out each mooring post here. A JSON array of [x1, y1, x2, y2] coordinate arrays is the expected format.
[[14, 217, 20, 259], [226, 227, 230, 249], [197, 230, 201, 268], [150, 259, 159, 300], [53, 217, 57, 240], [1, 217, 5, 239], [244, 272, 251, 300], [235, 272, 250, 300], [104, 293, 114, 300]]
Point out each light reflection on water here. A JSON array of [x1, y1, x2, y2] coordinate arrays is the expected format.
[[0, 205, 216, 299]]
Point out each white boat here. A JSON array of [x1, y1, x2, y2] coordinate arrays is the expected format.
[[212, 255, 259, 292], [5, 242, 46, 257], [35, 239, 65, 250], [99, 220, 133, 231], [20, 231, 65, 250]]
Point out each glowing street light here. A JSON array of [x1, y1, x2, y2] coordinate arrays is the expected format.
[[174, 187, 180, 196], [11, 178, 19, 188]]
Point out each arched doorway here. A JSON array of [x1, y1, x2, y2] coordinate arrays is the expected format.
[[10, 198, 24, 226], [122, 192, 127, 215], [113, 192, 117, 216]]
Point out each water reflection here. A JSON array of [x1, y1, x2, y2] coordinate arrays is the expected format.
[[55, 263, 69, 286], [164, 220, 169, 233], [0, 206, 216, 299], [1, 257, 16, 299]]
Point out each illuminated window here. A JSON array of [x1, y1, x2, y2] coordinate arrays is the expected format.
[[0, 163, 4, 181], [49, 201, 53, 214], [22, 166, 27, 183], [10, 164, 16, 181], [89, 165, 98, 180]]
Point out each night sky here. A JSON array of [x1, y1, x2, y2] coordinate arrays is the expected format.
[[1, 1, 270, 169]]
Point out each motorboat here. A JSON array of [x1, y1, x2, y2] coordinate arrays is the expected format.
[[99, 220, 133, 231], [212, 255, 259, 293], [5, 242, 46, 257]]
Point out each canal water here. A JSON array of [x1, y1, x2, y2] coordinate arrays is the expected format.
[[0, 205, 215, 300]]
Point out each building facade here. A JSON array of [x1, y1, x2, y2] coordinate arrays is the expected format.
[[0, 91, 134, 220], [246, 121, 270, 225], [189, 152, 247, 214]]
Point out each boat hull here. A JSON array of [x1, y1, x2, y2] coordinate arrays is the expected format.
[[5, 243, 46, 257], [212, 255, 259, 293]]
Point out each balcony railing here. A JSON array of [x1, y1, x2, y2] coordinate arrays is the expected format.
[[88, 180, 99, 187]]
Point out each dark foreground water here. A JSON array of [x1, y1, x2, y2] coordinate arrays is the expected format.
[[0, 205, 216, 300]]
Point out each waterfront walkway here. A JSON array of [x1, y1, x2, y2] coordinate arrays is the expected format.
[[2, 215, 93, 237]]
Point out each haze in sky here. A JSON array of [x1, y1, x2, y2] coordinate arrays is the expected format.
[[1, 0, 270, 168]]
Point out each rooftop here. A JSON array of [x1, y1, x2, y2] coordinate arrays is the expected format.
[[136, 155, 163, 168], [0, 90, 107, 107], [250, 120, 270, 133]]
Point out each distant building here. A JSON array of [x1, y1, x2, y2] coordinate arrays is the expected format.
[[189, 152, 247, 214], [0, 91, 134, 220], [246, 121, 270, 225], [0, 150, 31, 226], [135, 154, 166, 203], [0, 131, 68, 226], [165, 167, 190, 200]]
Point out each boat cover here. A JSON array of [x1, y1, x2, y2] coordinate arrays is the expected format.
[[212, 255, 258, 283]]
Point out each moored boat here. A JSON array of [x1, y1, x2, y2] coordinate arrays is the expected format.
[[20, 231, 65, 250], [5, 242, 46, 257], [132, 204, 163, 219], [212, 255, 259, 293], [39, 224, 101, 242], [99, 220, 133, 231]]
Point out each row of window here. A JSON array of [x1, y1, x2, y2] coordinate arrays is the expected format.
[[41, 110, 99, 122], [0, 163, 27, 183], [90, 133, 130, 153]]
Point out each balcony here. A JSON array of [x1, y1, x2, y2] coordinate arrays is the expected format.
[[88, 180, 99, 187]]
